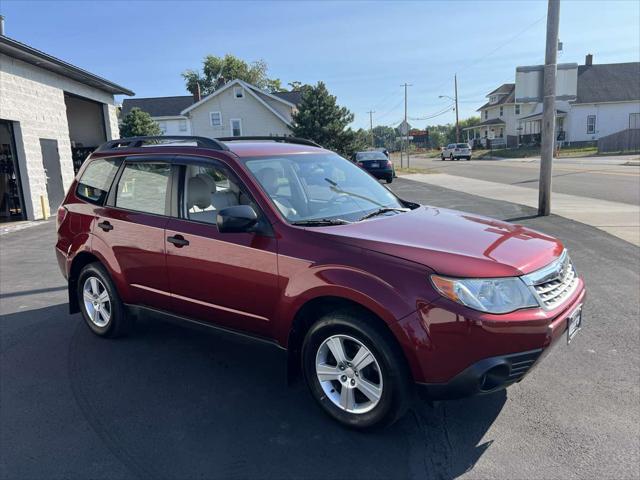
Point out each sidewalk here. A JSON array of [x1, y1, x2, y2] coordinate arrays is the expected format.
[[402, 173, 640, 246]]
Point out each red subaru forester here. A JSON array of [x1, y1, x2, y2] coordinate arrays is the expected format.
[[56, 136, 585, 429]]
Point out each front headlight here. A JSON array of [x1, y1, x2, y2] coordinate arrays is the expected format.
[[430, 275, 539, 314]]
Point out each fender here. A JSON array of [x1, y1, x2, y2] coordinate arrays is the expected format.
[[273, 264, 416, 346]]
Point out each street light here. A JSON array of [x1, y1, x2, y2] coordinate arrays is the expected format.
[[438, 95, 455, 101]]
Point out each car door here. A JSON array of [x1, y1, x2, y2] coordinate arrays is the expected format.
[[93, 156, 176, 311], [164, 156, 279, 337]]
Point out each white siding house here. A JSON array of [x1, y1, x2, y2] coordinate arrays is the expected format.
[[466, 56, 640, 149], [0, 33, 132, 222], [182, 79, 298, 138]]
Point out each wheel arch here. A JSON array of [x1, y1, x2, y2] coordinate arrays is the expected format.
[[285, 295, 411, 383], [67, 251, 102, 314]]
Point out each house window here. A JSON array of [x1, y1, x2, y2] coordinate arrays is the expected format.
[[499, 128, 504, 138], [179, 119, 187, 132], [499, 106, 504, 116], [586, 115, 596, 134], [157, 121, 167, 134], [234, 86, 244, 99], [210, 111, 222, 127], [515, 104, 520, 115], [230, 118, 242, 137], [630, 113, 640, 129], [484, 110, 488, 120]]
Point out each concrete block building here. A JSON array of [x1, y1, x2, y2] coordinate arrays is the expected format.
[[0, 30, 132, 222]]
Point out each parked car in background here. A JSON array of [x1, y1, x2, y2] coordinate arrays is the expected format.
[[351, 150, 394, 183], [441, 143, 472, 161], [56, 135, 585, 429]]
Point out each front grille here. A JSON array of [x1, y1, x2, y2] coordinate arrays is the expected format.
[[524, 250, 579, 310]]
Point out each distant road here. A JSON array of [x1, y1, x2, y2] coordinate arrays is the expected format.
[[395, 154, 640, 206]]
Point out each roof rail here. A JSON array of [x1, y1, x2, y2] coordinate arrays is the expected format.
[[217, 136, 322, 148], [95, 136, 230, 152]]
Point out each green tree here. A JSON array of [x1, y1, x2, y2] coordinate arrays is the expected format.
[[119, 108, 162, 138], [291, 82, 360, 157], [182, 54, 284, 95], [372, 125, 399, 150]]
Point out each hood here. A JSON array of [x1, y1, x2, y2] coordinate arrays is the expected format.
[[315, 206, 564, 277]]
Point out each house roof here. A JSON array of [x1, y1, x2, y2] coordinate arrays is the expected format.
[[0, 34, 134, 96], [477, 84, 515, 111], [272, 90, 303, 105], [181, 79, 294, 126], [576, 62, 640, 103], [121, 96, 193, 117], [463, 118, 507, 130], [487, 83, 515, 96]]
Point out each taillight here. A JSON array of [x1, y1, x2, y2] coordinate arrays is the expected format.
[[56, 206, 68, 230], [386, 160, 393, 167]]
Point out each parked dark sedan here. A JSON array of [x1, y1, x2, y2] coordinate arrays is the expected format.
[[352, 151, 394, 183]]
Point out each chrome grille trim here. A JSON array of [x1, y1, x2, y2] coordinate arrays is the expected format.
[[522, 250, 579, 310]]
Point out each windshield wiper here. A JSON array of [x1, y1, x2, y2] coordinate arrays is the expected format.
[[358, 207, 409, 221], [291, 218, 351, 226], [324, 178, 386, 207]]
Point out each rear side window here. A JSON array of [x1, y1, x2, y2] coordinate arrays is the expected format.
[[76, 158, 122, 204], [115, 162, 171, 215]]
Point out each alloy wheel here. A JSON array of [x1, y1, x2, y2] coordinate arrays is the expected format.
[[315, 334, 383, 414], [82, 276, 111, 327]]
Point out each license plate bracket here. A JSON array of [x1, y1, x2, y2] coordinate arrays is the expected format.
[[567, 304, 583, 344]]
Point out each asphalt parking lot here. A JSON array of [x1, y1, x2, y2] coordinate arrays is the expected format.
[[1, 178, 638, 480]]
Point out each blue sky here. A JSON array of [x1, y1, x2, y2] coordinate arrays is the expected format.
[[2, 0, 638, 129]]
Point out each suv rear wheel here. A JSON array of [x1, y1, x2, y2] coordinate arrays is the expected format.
[[77, 262, 130, 338], [301, 310, 410, 429]]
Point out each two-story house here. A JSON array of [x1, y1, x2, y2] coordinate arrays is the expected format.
[[182, 79, 300, 138], [466, 55, 640, 149], [122, 79, 302, 140]]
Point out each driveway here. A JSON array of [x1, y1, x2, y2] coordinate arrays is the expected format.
[[1, 178, 638, 479]]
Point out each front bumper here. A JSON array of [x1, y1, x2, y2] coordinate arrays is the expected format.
[[392, 280, 586, 399], [416, 348, 542, 400]]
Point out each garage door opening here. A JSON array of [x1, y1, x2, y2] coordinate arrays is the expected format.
[[0, 120, 26, 222], [64, 93, 107, 173]]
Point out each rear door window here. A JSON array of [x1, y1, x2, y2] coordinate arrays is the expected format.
[[114, 162, 172, 215], [76, 158, 122, 204]]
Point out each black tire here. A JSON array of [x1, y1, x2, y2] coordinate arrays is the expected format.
[[441, 155, 445, 161], [301, 310, 411, 429], [449, 154, 454, 161], [386, 176, 393, 184], [77, 262, 131, 338], [466, 157, 471, 161]]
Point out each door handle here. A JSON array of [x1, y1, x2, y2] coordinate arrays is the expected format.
[[97, 220, 113, 232], [167, 234, 189, 247]]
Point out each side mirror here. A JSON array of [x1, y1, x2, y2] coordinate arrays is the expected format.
[[217, 205, 258, 233]]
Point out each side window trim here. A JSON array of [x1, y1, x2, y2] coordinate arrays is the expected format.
[[105, 155, 177, 217]]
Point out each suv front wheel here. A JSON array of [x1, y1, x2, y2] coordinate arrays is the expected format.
[[77, 262, 131, 338], [302, 310, 411, 429]]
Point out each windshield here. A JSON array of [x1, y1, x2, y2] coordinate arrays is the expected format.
[[356, 151, 387, 161], [243, 153, 403, 223], [456, 143, 469, 148]]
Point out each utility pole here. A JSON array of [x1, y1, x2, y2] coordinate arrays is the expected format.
[[454, 74, 460, 143], [367, 110, 375, 148], [539, 0, 560, 216], [401, 83, 412, 168]]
